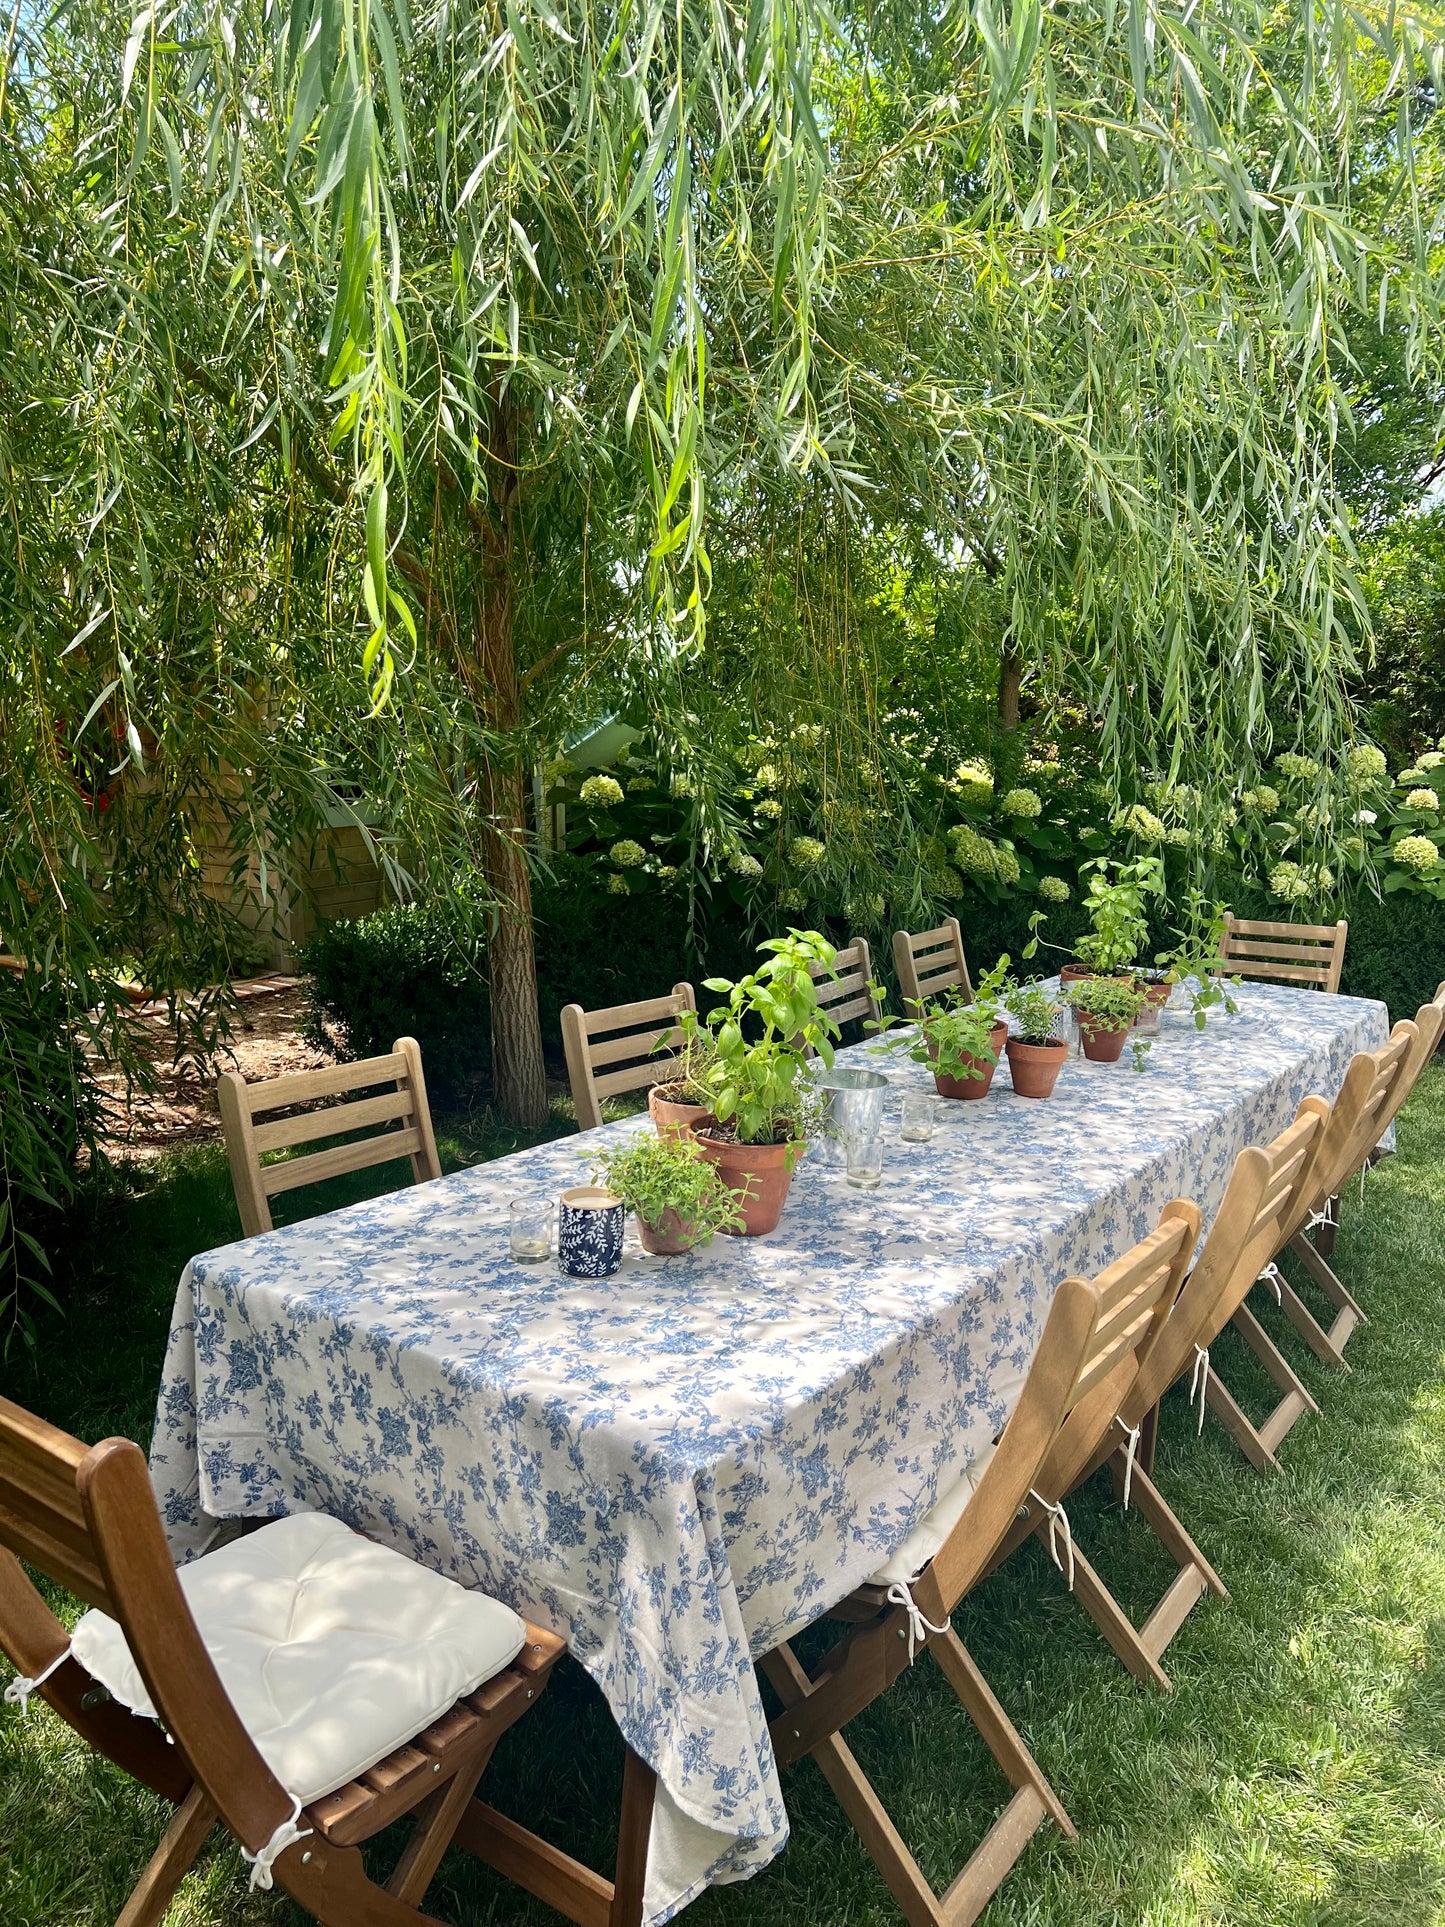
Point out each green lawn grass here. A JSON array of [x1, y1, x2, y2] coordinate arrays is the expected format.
[[4, 1073, 1445, 1927]]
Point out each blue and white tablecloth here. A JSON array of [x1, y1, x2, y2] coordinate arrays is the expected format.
[[149, 983, 1389, 1921]]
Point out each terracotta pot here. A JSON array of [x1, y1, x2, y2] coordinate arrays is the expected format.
[[649, 1086, 712, 1139], [695, 1132, 804, 1237], [637, 1207, 701, 1256], [1059, 963, 1094, 985], [1005, 1035, 1067, 1099], [1078, 1017, 1130, 1063], [932, 1022, 1009, 1100]]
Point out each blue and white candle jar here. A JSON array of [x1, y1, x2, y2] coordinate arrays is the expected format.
[[557, 1186, 626, 1278]]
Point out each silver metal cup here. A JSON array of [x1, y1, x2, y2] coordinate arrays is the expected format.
[[817, 1069, 890, 1166]]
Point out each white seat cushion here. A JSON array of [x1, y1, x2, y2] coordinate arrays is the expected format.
[[70, 1512, 526, 1802], [868, 1438, 999, 1588]]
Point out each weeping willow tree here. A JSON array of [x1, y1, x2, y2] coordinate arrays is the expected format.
[[5, 0, 1444, 1145]]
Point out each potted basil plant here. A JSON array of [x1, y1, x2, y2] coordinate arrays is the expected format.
[[1051, 856, 1165, 982], [1066, 974, 1147, 1062], [593, 1132, 744, 1255], [1003, 978, 1068, 1097], [680, 929, 842, 1235]]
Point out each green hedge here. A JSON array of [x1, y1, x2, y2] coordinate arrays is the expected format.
[[301, 871, 1443, 1106]]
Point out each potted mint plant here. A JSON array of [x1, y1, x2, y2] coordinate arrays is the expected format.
[[1156, 889, 1242, 1029], [1003, 978, 1068, 1097], [647, 1026, 718, 1137], [881, 958, 1010, 1100], [1066, 974, 1147, 1061], [682, 929, 841, 1235], [593, 1132, 744, 1254]]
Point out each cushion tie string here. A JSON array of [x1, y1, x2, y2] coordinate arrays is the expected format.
[[240, 1795, 312, 1892], [883, 1581, 950, 1661], [1028, 1490, 1075, 1590], [1114, 1417, 1142, 1510], [3, 1645, 70, 1716], [1360, 1164, 1368, 1209], [1259, 1262, 1285, 1306], [1305, 1206, 1332, 1235], [1189, 1345, 1211, 1436]]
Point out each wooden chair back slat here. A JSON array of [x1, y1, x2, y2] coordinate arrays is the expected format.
[[1368, 986, 1445, 1150], [808, 942, 882, 1034], [1123, 1105, 1329, 1427], [1220, 912, 1347, 992], [561, 983, 696, 1132], [218, 1035, 442, 1238], [1293, 1025, 1416, 1228], [892, 917, 973, 1014], [919, 1205, 1197, 1618]]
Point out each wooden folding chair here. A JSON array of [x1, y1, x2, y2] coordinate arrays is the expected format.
[[892, 917, 973, 1015], [560, 983, 696, 1132], [1257, 1019, 1421, 1373], [989, 1109, 1328, 1689], [1219, 912, 1348, 992], [0, 1395, 657, 1927], [759, 1207, 1198, 1927], [218, 1037, 442, 1238], [803, 936, 881, 1043]]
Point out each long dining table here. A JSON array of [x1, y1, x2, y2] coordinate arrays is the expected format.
[[149, 980, 1390, 1923]]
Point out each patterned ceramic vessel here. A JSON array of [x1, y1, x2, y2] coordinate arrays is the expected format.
[[557, 1186, 625, 1277]]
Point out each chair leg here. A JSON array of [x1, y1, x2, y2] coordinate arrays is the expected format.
[[768, 1628, 1073, 1927], [1289, 1231, 1369, 1357], [388, 1751, 495, 1906], [1267, 1270, 1351, 1371], [1230, 1301, 1320, 1460], [1201, 1368, 1281, 1476], [114, 1786, 217, 1927]]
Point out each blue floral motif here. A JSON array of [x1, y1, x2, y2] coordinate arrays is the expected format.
[[147, 983, 1388, 1924]]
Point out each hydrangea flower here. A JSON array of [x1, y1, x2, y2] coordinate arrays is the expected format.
[[777, 887, 807, 911], [755, 797, 783, 820], [1397, 768, 1426, 787], [789, 722, 824, 745], [1241, 785, 1281, 815], [1394, 834, 1441, 873], [1356, 808, 1378, 826], [1037, 874, 1071, 903], [1418, 750, 1445, 770], [788, 836, 826, 869], [951, 759, 994, 803], [993, 846, 1021, 887], [656, 865, 678, 881], [1268, 861, 1310, 902], [625, 776, 655, 793], [1407, 788, 1440, 812], [1113, 804, 1166, 840], [1347, 744, 1388, 784], [932, 866, 965, 896], [753, 763, 780, 790], [1171, 783, 1202, 810], [579, 774, 624, 808], [1000, 787, 1042, 818], [949, 823, 998, 879], [1024, 757, 1061, 777], [1273, 751, 1322, 782], [608, 839, 646, 868], [605, 872, 630, 895], [670, 772, 696, 799], [1164, 826, 1191, 847], [728, 851, 764, 878]]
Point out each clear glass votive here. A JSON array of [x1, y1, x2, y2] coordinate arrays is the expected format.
[[509, 1196, 552, 1263], [900, 1091, 934, 1143], [846, 1133, 884, 1190]]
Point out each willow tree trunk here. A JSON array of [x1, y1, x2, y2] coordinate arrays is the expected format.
[[475, 391, 548, 1128]]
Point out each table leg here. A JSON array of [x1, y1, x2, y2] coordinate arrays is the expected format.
[[610, 1747, 657, 1927]]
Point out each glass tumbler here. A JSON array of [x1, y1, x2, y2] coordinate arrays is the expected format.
[[845, 1133, 884, 1190], [509, 1196, 553, 1263], [900, 1091, 934, 1143]]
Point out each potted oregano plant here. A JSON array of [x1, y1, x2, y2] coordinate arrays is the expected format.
[[593, 1132, 744, 1255], [1004, 978, 1068, 1098], [879, 958, 1010, 1100], [1065, 974, 1147, 1062], [680, 929, 841, 1235], [647, 1026, 718, 1137]]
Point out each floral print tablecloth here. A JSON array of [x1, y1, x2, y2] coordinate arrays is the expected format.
[[149, 983, 1389, 1921]]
